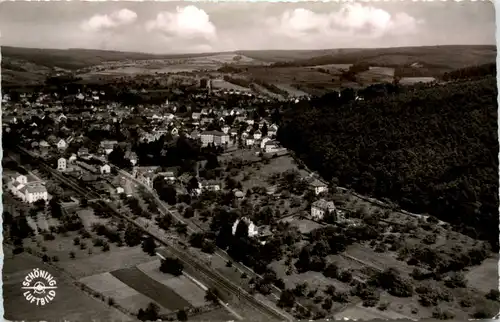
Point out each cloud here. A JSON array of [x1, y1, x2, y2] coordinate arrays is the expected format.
[[81, 8, 137, 32], [268, 3, 422, 40], [145, 6, 217, 41]]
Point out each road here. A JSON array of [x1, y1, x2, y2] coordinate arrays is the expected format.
[[13, 146, 292, 322]]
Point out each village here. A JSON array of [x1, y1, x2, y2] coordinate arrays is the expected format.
[[3, 76, 499, 322]]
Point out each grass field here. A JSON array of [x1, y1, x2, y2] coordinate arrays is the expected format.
[[335, 301, 414, 320], [345, 244, 414, 275], [111, 267, 191, 311], [59, 246, 153, 279], [465, 256, 499, 293], [80, 271, 170, 314], [3, 249, 133, 322], [189, 307, 235, 321], [137, 259, 208, 307]]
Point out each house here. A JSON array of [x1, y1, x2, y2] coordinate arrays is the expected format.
[[268, 124, 278, 137], [39, 140, 50, 148], [264, 141, 280, 153], [134, 167, 160, 188], [125, 151, 138, 166], [171, 127, 179, 136], [200, 130, 228, 147], [310, 199, 336, 220], [23, 184, 49, 204], [9, 173, 48, 204], [100, 140, 118, 154], [245, 138, 255, 146], [253, 129, 262, 140], [201, 180, 221, 191], [230, 128, 238, 137], [68, 154, 77, 164], [56, 139, 67, 150], [200, 117, 213, 126], [116, 187, 125, 194], [309, 179, 328, 195], [78, 147, 90, 158], [232, 217, 259, 238], [246, 119, 255, 126], [222, 125, 230, 134], [163, 171, 176, 181], [100, 164, 111, 174], [192, 112, 201, 121], [57, 157, 67, 171]]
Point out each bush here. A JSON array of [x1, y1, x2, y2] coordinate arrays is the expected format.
[[444, 272, 467, 288], [486, 289, 500, 301], [432, 308, 455, 320]]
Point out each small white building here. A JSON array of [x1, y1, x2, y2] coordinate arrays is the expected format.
[[310, 179, 328, 195], [264, 141, 280, 153], [57, 157, 67, 171], [222, 125, 230, 134], [253, 129, 262, 140], [100, 164, 111, 174], [245, 138, 255, 146], [311, 199, 336, 220], [116, 187, 125, 194]]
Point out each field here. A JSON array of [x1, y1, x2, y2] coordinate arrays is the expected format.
[[399, 77, 436, 85], [344, 244, 414, 275], [3, 248, 133, 322], [58, 246, 154, 279], [111, 267, 192, 311], [335, 302, 413, 320], [465, 257, 499, 293], [137, 260, 209, 307], [211, 79, 251, 92], [80, 272, 170, 314]]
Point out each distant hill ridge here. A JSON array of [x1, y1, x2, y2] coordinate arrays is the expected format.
[[2, 44, 496, 70]]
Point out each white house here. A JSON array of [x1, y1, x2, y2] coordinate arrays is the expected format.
[[311, 199, 336, 220], [310, 179, 328, 195], [56, 139, 67, 150], [232, 217, 259, 238], [222, 125, 230, 134], [246, 138, 255, 146], [100, 164, 111, 174], [57, 158, 67, 171], [268, 124, 278, 137], [9, 174, 47, 204], [68, 154, 77, 164], [264, 141, 280, 153], [201, 180, 221, 191], [23, 184, 49, 204], [116, 187, 125, 194], [253, 129, 262, 140]]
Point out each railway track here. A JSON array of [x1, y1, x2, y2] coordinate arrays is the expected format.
[[13, 146, 291, 322]]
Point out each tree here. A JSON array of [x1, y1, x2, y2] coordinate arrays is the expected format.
[[278, 289, 296, 308], [323, 263, 339, 279], [205, 288, 220, 304], [142, 236, 156, 256], [486, 289, 500, 301], [124, 225, 142, 247], [184, 207, 195, 218], [49, 198, 63, 219], [160, 257, 184, 276], [138, 302, 160, 321], [177, 309, 188, 321]]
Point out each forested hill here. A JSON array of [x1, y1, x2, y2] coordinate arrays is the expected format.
[[276, 76, 499, 249]]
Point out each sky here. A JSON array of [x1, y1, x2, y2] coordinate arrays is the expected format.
[[0, 1, 495, 54]]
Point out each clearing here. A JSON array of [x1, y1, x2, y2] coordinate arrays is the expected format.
[[465, 256, 499, 293]]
